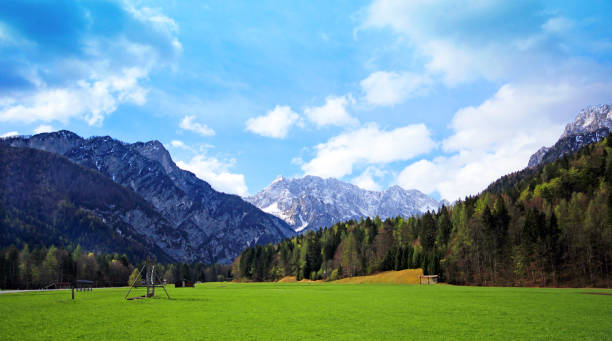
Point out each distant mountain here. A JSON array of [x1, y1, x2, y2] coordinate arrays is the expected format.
[[2, 131, 293, 263], [528, 104, 611, 167], [0, 144, 177, 262], [245, 175, 439, 232]]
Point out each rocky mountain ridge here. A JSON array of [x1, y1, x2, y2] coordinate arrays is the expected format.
[[2, 131, 293, 263], [528, 104, 611, 167], [245, 175, 439, 232]]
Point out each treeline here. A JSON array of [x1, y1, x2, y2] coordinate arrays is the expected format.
[[235, 135, 612, 287], [0, 244, 232, 289]]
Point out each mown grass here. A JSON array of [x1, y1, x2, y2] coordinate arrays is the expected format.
[[0, 283, 610, 340]]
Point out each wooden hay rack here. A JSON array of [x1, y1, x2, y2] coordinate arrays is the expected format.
[[125, 259, 170, 300], [418, 275, 439, 285]]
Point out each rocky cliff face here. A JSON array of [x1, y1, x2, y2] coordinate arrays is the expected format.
[[245, 175, 439, 232], [3, 131, 294, 263], [528, 104, 611, 168]]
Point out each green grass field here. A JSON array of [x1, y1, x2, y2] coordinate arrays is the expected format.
[[0, 283, 610, 340]]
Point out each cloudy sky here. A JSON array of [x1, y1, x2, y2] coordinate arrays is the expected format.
[[1, 0, 611, 200]]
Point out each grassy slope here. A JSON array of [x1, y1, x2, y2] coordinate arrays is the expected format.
[[333, 269, 423, 284], [1, 284, 610, 340], [278, 269, 425, 284]]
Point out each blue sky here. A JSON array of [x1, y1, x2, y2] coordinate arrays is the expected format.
[[1, 0, 611, 200]]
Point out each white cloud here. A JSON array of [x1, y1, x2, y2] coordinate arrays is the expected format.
[[0, 3, 180, 127], [396, 81, 612, 201], [352, 166, 386, 191], [362, 0, 502, 85], [0, 131, 18, 138], [179, 115, 215, 136], [542, 16, 574, 34], [176, 154, 248, 196], [360, 1, 612, 201], [423, 40, 507, 86], [360, 1, 588, 86], [304, 95, 358, 127], [302, 123, 436, 178], [171, 140, 186, 148], [442, 82, 605, 153], [169, 139, 198, 152], [0, 67, 148, 126], [33, 125, 54, 134], [396, 159, 441, 195], [398, 141, 549, 202], [246, 105, 301, 139], [291, 157, 304, 166], [360, 71, 430, 106], [125, 5, 177, 30], [123, 4, 183, 55]]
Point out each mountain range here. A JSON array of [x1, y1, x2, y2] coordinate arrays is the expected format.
[[246, 175, 439, 232], [1, 103, 609, 264], [0, 131, 440, 263], [1, 131, 293, 264]]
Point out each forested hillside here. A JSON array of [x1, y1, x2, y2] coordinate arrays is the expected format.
[[235, 135, 612, 287], [0, 145, 180, 262]]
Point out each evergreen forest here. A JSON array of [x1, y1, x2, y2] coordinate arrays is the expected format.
[[235, 135, 612, 287]]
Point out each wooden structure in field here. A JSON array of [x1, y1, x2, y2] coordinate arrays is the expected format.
[[418, 275, 438, 285], [45, 282, 72, 290], [71, 280, 94, 300], [125, 259, 170, 300], [174, 280, 195, 288], [76, 280, 94, 291]]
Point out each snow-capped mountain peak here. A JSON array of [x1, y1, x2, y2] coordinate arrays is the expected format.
[[528, 104, 611, 168], [272, 174, 285, 184], [245, 175, 439, 232], [561, 104, 611, 139]]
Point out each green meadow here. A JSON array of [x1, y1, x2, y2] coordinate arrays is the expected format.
[[0, 283, 610, 340]]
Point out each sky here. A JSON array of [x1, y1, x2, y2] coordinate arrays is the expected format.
[[1, 0, 611, 201]]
